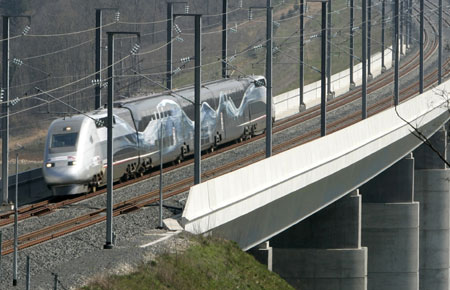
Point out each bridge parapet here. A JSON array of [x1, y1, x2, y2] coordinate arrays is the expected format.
[[182, 80, 450, 250]]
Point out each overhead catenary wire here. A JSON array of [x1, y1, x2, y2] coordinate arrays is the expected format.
[[3, 36, 270, 119], [23, 22, 116, 38], [0, 37, 176, 106], [22, 39, 94, 61], [3, 0, 434, 123]]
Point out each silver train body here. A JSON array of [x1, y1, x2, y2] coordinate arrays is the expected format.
[[43, 76, 272, 195]]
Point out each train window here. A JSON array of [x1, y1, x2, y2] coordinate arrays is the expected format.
[[52, 133, 78, 148]]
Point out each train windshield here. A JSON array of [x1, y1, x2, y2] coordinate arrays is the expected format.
[[51, 133, 78, 148]]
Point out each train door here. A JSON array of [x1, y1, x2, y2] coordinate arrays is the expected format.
[[222, 90, 243, 142], [248, 101, 266, 135]]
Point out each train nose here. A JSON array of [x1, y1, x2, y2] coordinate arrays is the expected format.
[[43, 156, 85, 185], [43, 166, 82, 185]]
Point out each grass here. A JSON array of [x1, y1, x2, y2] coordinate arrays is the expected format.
[[82, 235, 293, 290]]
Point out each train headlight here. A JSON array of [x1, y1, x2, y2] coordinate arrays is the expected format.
[[45, 162, 54, 168], [68, 160, 77, 166]]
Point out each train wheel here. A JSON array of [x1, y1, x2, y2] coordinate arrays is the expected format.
[[91, 186, 97, 193]]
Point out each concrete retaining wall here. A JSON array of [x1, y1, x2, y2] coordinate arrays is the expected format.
[[274, 46, 397, 120]]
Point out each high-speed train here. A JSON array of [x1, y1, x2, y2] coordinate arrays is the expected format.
[[43, 76, 272, 195]]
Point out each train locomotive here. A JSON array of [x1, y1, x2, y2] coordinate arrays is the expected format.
[[43, 76, 272, 195]]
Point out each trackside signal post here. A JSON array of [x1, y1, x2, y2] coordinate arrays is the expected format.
[[104, 31, 140, 249]]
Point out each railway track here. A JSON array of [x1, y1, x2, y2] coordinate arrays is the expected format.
[[0, 6, 447, 256]]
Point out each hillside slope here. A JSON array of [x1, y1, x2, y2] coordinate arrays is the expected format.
[[82, 235, 293, 290]]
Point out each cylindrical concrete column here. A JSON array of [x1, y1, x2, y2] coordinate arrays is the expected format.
[[269, 192, 367, 290], [414, 126, 450, 290], [415, 169, 450, 290], [362, 202, 419, 290], [273, 247, 367, 290]]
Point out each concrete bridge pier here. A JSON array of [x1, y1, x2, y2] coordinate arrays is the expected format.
[[360, 153, 419, 290], [414, 127, 450, 290], [265, 190, 367, 290]]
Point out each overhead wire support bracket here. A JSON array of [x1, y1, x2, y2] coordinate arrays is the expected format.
[[167, 2, 189, 90], [95, 8, 119, 110]]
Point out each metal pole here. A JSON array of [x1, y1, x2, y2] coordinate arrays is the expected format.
[[299, 0, 306, 109], [167, 3, 173, 90], [326, 0, 332, 98], [368, 0, 372, 79], [408, 0, 412, 47], [0, 231, 2, 282], [362, 0, 367, 119], [13, 152, 18, 286], [266, 0, 273, 157], [222, 0, 228, 78], [381, 0, 386, 70], [53, 273, 58, 290], [400, 0, 403, 55], [321, 1, 327, 136], [394, 0, 399, 104], [404, 0, 408, 49], [2, 16, 10, 206], [26, 256, 30, 290], [391, 0, 395, 63], [419, 0, 423, 93], [194, 15, 202, 184], [438, 0, 442, 84], [104, 32, 114, 249], [95, 9, 102, 109], [350, 0, 355, 87], [159, 121, 163, 228]]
